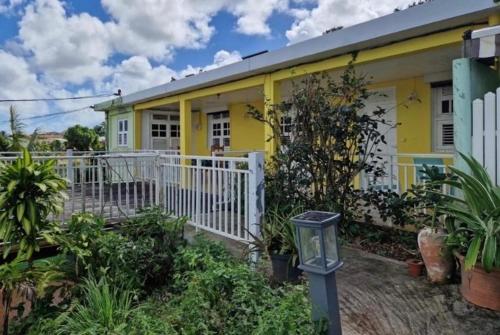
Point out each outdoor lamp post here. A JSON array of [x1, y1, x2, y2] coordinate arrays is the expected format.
[[292, 211, 343, 335]]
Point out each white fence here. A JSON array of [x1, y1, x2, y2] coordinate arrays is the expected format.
[[360, 153, 453, 194], [472, 87, 500, 185], [0, 151, 264, 243]]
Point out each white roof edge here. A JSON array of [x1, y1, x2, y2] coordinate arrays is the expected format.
[[472, 24, 500, 39], [94, 0, 498, 111]]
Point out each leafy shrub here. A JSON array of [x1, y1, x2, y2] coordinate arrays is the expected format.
[[47, 208, 186, 291], [249, 63, 393, 223], [121, 207, 186, 290], [161, 237, 323, 335], [0, 149, 67, 260], [29, 276, 176, 335], [438, 154, 500, 272], [1, 256, 67, 335], [253, 285, 327, 335]]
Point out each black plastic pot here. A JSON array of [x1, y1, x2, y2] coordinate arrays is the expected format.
[[270, 254, 302, 283]]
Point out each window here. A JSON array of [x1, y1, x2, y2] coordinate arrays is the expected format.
[[209, 111, 230, 149], [118, 119, 128, 146], [170, 124, 180, 138], [280, 115, 294, 145], [151, 123, 167, 138], [432, 84, 454, 152]]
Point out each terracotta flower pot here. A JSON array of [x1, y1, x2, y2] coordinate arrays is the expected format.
[[417, 228, 453, 283], [456, 253, 500, 311], [406, 259, 424, 278]]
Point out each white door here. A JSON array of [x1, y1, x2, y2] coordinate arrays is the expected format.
[[208, 111, 230, 151], [361, 87, 398, 190], [150, 113, 180, 150]]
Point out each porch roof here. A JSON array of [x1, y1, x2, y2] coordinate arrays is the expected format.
[[93, 0, 498, 111]]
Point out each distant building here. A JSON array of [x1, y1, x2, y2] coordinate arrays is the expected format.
[[37, 132, 66, 144]]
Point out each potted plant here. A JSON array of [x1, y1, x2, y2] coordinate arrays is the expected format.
[[437, 154, 500, 311], [250, 206, 302, 283], [411, 165, 454, 283], [405, 251, 424, 278]]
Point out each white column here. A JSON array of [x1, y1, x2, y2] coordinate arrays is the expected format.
[[248, 152, 265, 263]]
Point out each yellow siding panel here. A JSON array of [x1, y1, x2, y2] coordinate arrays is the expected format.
[[135, 96, 180, 110], [369, 77, 432, 155], [192, 111, 210, 156], [134, 110, 142, 150], [230, 101, 265, 152]]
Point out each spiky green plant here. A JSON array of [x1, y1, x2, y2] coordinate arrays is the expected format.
[[0, 149, 67, 260], [438, 154, 500, 272], [47, 276, 177, 335]]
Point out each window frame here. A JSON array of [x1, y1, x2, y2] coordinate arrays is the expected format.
[[208, 111, 230, 150], [432, 84, 454, 153], [117, 119, 129, 147]]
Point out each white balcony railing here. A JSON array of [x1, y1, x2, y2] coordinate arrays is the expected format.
[[0, 150, 264, 243], [360, 153, 454, 195]]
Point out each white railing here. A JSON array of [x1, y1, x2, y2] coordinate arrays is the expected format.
[[157, 153, 264, 242], [360, 153, 454, 194], [0, 151, 264, 243], [472, 87, 500, 185]]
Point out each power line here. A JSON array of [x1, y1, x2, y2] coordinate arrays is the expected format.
[[0, 106, 92, 124], [0, 93, 117, 103]]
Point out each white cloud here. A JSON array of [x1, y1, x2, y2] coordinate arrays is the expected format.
[[19, 0, 113, 85], [227, 0, 289, 36], [98, 56, 177, 96], [179, 49, 241, 77], [0, 0, 24, 13], [102, 0, 226, 60], [286, 0, 412, 44], [0, 50, 50, 131]]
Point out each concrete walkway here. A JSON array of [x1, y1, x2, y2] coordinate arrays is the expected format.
[[187, 227, 500, 334], [337, 247, 500, 335]]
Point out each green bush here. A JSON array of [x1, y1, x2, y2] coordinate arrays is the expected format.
[[48, 208, 186, 291], [29, 276, 177, 335], [160, 237, 323, 335], [0, 149, 67, 260], [122, 207, 186, 289]]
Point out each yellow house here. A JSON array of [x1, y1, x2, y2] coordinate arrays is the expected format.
[[94, 0, 500, 192]]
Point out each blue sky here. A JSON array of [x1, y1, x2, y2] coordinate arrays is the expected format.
[[0, 0, 411, 132]]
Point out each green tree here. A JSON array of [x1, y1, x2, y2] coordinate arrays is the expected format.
[[0, 131, 10, 151], [0, 149, 67, 261], [249, 63, 393, 223], [6, 106, 39, 152], [64, 125, 99, 151], [93, 121, 106, 137], [49, 139, 66, 151]]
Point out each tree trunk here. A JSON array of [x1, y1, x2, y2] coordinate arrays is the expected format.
[[3, 291, 12, 335]]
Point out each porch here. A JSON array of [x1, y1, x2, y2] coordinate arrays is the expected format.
[[131, 38, 461, 184], [0, 151, 264, 243]]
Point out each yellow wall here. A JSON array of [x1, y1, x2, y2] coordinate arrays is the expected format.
[[370, 77, 433, 155], [192, 111, 209, 156], [190, 100, 265, 156], [229, 101, 265, 152]]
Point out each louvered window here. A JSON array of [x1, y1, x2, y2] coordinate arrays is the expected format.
[[441, 124, 454, 146], [432, 84, 454, 152], [118, 119, 128, 147]]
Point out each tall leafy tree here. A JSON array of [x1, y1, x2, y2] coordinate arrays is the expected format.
[[249, 63, 394, 223], [7, 106, 39, 152], [64, 125, 99, 151]]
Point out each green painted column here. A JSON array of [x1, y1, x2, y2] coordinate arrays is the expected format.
[[453, 58, 500, 171]]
